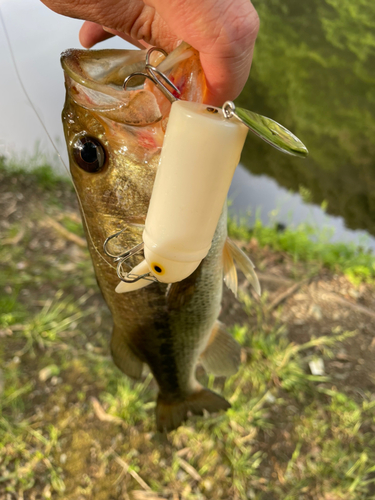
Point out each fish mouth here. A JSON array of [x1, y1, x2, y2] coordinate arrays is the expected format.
[[61, 48, 164, 126], [61, 48, 148, 94], [61, 44, 205, 126], [60, 44, 196, 94]]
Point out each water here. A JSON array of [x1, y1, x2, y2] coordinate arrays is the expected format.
[[229, 165, 374, 249], [237, 0, 375, 247], [1, 0, 375, 250]]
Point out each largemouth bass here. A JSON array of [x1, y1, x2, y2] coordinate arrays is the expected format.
[[61, 44, 259, 431]]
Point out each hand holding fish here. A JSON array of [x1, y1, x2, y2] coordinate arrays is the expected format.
[[40, 0, 259, 105]]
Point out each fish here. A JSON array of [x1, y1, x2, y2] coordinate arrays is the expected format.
[[61, 43, 260, 431]]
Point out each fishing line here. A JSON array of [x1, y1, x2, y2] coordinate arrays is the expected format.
[[0, 7, 116, 270]]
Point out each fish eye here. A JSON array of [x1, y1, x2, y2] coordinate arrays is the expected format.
[[73, 136, 106, 173]]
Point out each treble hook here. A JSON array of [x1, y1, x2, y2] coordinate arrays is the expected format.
[[103, 228, 157, 284], [103, 229, 145, 263], [123, 47, 181, 103], [103, 228, 126, 259], [116, 259, 157, 284]]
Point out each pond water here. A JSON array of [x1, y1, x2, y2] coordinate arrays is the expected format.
[[1, 0, 375, 250], [228, 165, 373, 249], [236, 0, 375, 248]]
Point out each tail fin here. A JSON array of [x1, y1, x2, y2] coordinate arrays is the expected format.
[[156, 386, 230, 432]]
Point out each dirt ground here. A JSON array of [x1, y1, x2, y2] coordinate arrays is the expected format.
[[1, 168, 375, 500]]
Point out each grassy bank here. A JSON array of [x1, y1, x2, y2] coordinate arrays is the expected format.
[[1, 162, 375, 499], [228, 217, 375, 286]]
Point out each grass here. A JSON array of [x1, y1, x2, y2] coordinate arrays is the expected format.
[[228, 215, 375, 285], [1, 166, 375, 499], [0, 146, 70, 190]]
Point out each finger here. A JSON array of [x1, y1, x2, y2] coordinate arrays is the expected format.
[[79, 21, 115, 48], [102, 27, 151, 50], [200, 28, 258, 106], [41, 1, 179, 51], [79, 21, 146, 50]]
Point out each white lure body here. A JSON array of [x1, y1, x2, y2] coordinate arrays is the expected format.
[[116, 100, 248, 293]]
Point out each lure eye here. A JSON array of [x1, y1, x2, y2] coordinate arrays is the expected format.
[[152, 264, 164, 275], [73, 136, 106, 173]]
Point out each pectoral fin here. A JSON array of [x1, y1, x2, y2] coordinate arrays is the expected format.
[[200, 320, 241, 377], [110, 326, 143, 379], [223, 237, 261, 296]]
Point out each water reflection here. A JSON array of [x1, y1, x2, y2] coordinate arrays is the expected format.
[[236, 0, 375, 238], [229, 165, 375, 250]]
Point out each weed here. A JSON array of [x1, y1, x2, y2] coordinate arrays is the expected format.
[[228, 215, 375, 284], [13, 292, 92, 354], [100, 372, 154, 426], [0, 149, 70, 190]]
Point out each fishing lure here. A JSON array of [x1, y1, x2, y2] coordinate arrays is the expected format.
[[103, 48, 308, 293]]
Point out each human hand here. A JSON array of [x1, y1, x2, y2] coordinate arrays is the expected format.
[[40, 0, 259, 106]]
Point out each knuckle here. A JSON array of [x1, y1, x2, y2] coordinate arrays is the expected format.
[[205, 1, 260, 57], [227, 6, 260, 50]]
